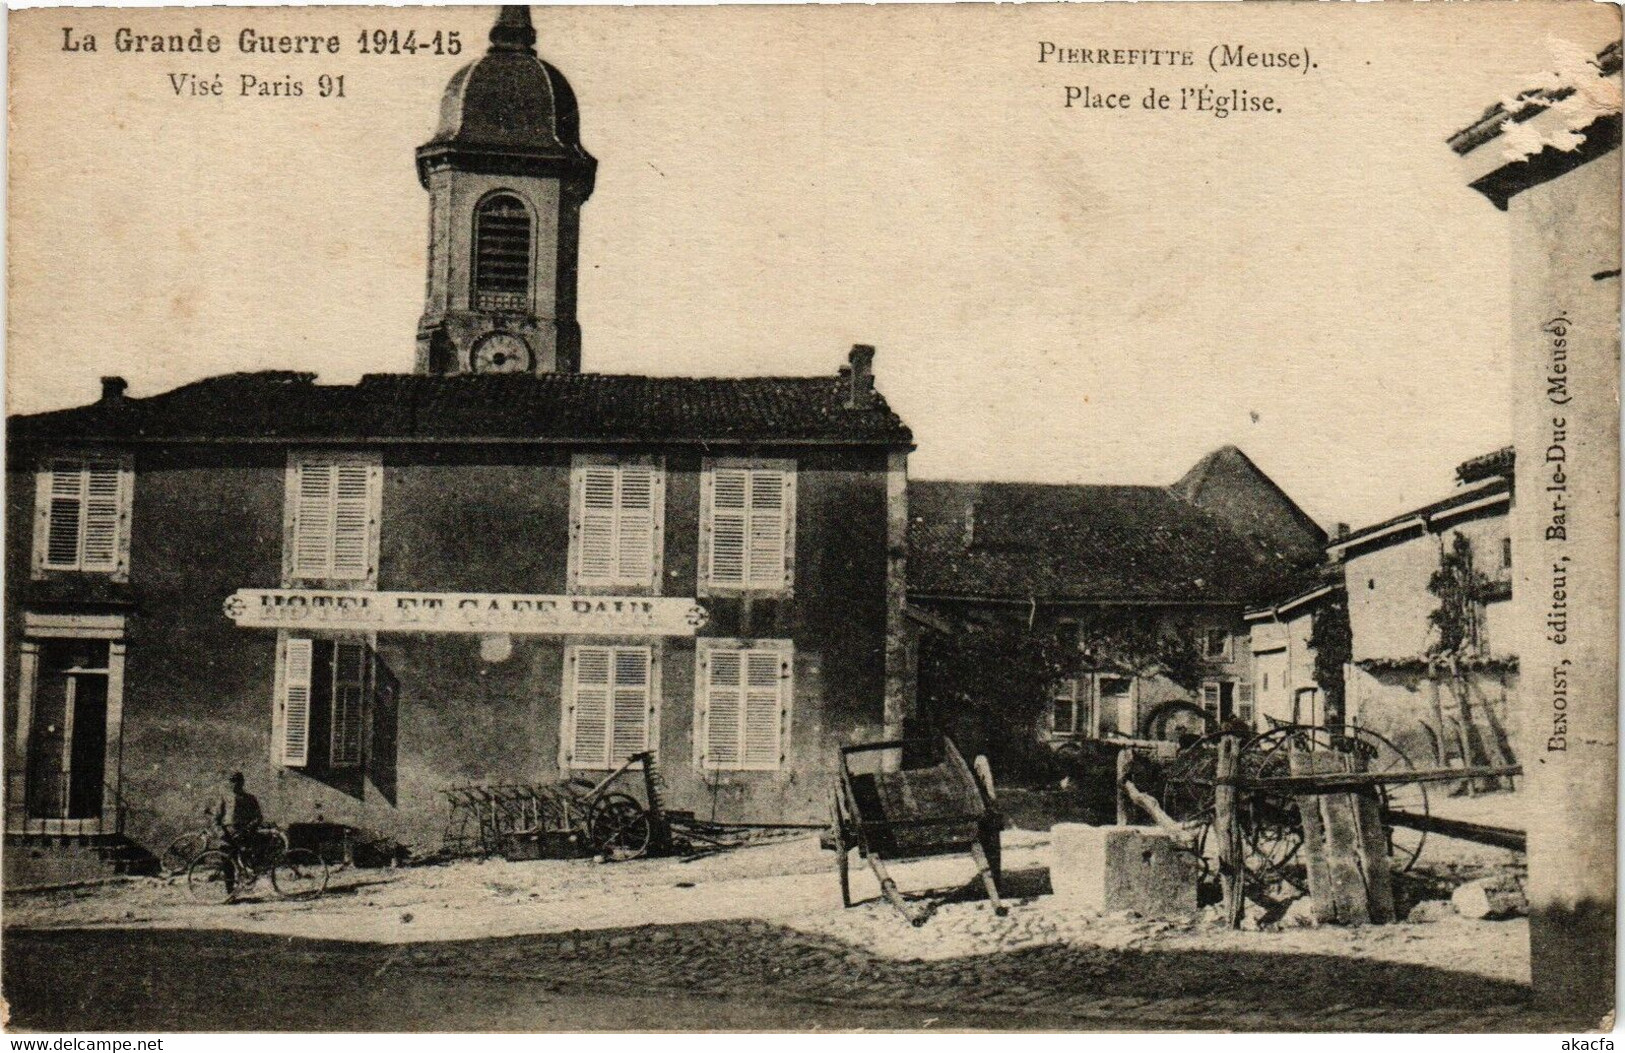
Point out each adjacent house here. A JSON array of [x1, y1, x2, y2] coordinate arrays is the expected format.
[[1326, 448, 1517, 771], [908, 447, 1324, 747], [4, 8, 912, 883]]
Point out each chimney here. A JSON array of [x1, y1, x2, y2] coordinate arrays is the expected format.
[[1335, 522, 1351, 540], [100, 376, 128, 403], [845, 344, 875, 409]]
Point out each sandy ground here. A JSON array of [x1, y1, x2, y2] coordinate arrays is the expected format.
[[4, 824, 1530, 991]]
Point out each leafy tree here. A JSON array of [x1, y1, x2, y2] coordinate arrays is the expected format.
[[917, 618, 1081, 779], [1075, 607, 1203, 691], [1428, 532, 1490, 658], [1308, 594, 1351, 723]]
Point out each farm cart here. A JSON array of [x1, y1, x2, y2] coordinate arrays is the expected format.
[[829, 736, 1005, 926], [1154, 722, 1522, 926]]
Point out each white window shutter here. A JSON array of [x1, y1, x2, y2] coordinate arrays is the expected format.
[[746, 470, 786, 588], [330, 463, 372, 580], [704, 650, 743, 768], [743, 651, 785, 768], [610, 647, 650, 762], [579, 466, 617, 582], [710, 469, 748, 587], [616, 467, 655, 584], [45, 463, 84, 568], [570, 647, 611, 768], [1237, 683, 1256, 723], [294, 460, 335, 578], [281, 638, 314, 767], [79, 463, 122, 571]]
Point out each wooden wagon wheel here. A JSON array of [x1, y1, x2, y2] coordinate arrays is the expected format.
[[587, 792, 652, 861], [830, 788, 853, 908], [1236, 724, 1429, 892]]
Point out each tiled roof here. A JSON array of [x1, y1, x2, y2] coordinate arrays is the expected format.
[[1456, 445, 1515, 485], [8, 371, 913, 447], [908, 480, 1314, 606]]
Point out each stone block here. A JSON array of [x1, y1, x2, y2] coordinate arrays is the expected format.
[[1049, 823, 1200, 917]]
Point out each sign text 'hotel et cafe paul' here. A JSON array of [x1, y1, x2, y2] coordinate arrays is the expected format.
[[223, 589, 711, 637]]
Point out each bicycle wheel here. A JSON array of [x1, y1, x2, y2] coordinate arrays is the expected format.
[[271, 848, 328, 899], [162, 829, 212, 877], [186, 849, 237, 904]]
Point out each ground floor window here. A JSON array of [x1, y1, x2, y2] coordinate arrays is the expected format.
[[696, 639, 792, 771], [278, 636, 374, 769], [564, 644, 657, 770], [1096, 676, 1135, 737], [1051, 677, 1094, 737], [1201, 679, 1256, 728]]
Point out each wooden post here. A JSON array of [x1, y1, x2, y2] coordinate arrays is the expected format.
[[1290, 744, 1395, 925], [1214, 735, 1244, 928], [1115, 747, 1132, 826]]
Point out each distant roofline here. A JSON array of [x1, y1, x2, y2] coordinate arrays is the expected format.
[[1244, 582, 1339, 622], [1173, 444, 1327, 545], [1328, 477, 1511, 557]]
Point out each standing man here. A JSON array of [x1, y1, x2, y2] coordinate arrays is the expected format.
[[213, 771, 266, 863]]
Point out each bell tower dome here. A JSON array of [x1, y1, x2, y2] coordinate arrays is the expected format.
[[415, 5, 596, 375]]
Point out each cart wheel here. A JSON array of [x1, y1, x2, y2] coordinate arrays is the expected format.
[[830, 790, 852, 908], [588, 793, 651, 861]]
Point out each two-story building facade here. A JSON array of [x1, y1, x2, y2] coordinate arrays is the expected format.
[[1325, 447, 1517, 770], [4, 8, 912, 880]]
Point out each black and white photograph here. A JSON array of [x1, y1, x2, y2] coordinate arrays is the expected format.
[[2, 1, 1619, 1035]]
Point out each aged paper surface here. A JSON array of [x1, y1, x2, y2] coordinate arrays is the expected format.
[[3, 1, 1620, 1035]]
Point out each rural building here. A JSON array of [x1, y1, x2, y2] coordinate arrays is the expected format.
[[907, 446, 1324, 750], [1327, 448, 1518, 771], [1243, 580, 1340, 731], [4, 8, 912, 883]]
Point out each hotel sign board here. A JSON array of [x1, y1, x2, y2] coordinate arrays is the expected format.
[[224, 589, 710, 637]]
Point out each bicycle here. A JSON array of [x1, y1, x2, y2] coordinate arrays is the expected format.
[[185, 824, 328, 904], [162, 819, 290, 877]]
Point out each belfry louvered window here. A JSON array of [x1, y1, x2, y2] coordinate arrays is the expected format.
[[35, 456, 132, 577], [696, 641, 792, 771], [565, 645, 656, 770], [570, 457, 664, 592], [700, 459, 795, 595], [473, 194, 531, 311], [287, 453, 380, 583]]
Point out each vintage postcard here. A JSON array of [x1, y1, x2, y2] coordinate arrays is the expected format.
[[2, 0, 1619, 1035]]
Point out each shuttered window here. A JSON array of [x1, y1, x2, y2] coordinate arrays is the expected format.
[[287, 454, 380, 582], [696, 641, 791, 771], [570, 458, 663, 591], [1236, 683, 1256, 727], [701, 460, 795, 595], [565, 645, 654, 769], [278, 637, 370, 769], [37, 457, 131, 575]]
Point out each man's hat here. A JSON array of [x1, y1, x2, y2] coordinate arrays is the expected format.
[[229, 771, 245, 786]]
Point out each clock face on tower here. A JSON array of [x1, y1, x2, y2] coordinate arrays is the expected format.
[[472, 332, 533, 374]]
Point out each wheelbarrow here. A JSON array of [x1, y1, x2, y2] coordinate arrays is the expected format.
[[828, 735, 1006, 925]]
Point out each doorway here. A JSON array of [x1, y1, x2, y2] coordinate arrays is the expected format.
[[25, 638, 111, 821]]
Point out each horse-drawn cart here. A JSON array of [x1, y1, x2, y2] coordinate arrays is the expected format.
[[829, 736, 1006, 925]]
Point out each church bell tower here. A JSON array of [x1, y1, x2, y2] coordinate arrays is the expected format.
[[415, 6, 596, 374]]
